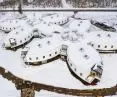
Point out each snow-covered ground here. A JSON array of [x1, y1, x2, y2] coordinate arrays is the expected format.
[[0, 12, 117, 97], [0, 76, 19, 97]]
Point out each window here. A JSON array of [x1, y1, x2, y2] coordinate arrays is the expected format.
[[80, 21, 82, 23], [80, 73, 82, 76], [97, 34, 101, 37], [87, 42, 91, 45], [55, 52, 57, 54], [105, 45, 107, 48], [20, 40, 22, 43], [38, 44, 41, 47], [28, 36, 30, 38], [78, 24, 80, 26], [67, 58, 69, 61], [47, 41, 50, 44], [43, 56, 45, 59], [91, 44, 94, 47], [49, 54, 51, 56], [92, 72, 95, 76], [111, 45, 113, 48], [74, 68, 76, 71], [79, 47, 84, 52], [98, 45, 100, 48], [25, 38, 26, 41], [107, 34, 111, 37], [67, 18, 69, 21], [84, 54, 89, 59], [87, 29, 90, 33], [29, 57, 32, 60], [36, 57, 38, 60], [48, 24, 50, 26], [70, 63, 72, 66]]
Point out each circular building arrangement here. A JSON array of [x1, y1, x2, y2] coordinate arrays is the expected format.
[[0, 12, 117, 87]]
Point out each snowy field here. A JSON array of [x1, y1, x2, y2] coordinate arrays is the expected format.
[[0, 12, 117, 97]]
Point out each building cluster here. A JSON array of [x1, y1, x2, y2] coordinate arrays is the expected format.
[[0, 12, 117, 85]]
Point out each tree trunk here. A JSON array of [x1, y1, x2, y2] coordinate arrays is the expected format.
[[21, 88, 35, 97]]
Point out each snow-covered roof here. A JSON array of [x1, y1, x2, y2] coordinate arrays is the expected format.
[[26, 19, 41, 26], [61, 28, 80, 42], [84, 31, 117, 50], [42, 13, 68, 25], [67, 41, 102, 79], [0, 19, 26, 30], [4, 24, 33, 44], [34, 23, 64, 36], [25, 35, 62, 62], [0, 12, 27, 22], [69, 19, 91, 33]]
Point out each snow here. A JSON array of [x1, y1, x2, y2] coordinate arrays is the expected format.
[[0, 76, 20, 97], [0, 11, 117, 97], [36, 90, 78, 97]]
